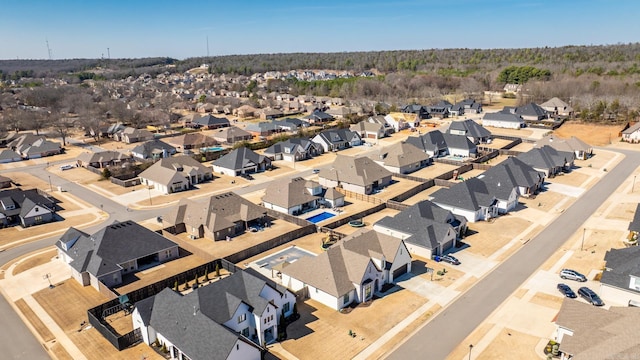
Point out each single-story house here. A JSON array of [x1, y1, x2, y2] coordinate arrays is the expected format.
[[0, 149, 24, 163], [600, 245, 640, 306], [318, 155, 392, 195], [212, 147, 271, 177], [430, 178, 501, 223], [262, 177, 323, 215], [76, 150, 133, 168], [0, 188, 56, 228], [301, 110, 333, 124], [7, 133, 62, 158], [534, 135, 593, 160], [0, 175, 12, 189], [312, 129, 362, 152], [114, 127, 155, 144], [480, 157, 545, 198], [516, 145, 575, 177], [131, 140, 177, 160], [622, 122, 640, 143], [281, 230, 412, 310], [212, 126, 253, 145], [163, 192, 266, 241], [540, 97, 573, 117], [263, 138, 323, 162], [164, 133, 218, 151], [447, 119, 492, 144], [56, 220, 179, 289], [374, 142, 431, 174], [139, 155, 213, 194], [384, 112, 420, 131], [192, 115, 231, 129], [350, 120, 386, 140], [481, 112, 525, 129]]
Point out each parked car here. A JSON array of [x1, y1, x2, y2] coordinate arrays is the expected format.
[[559, 269, 587, 282], [578, 287, 604, 306], [312, 169, 320, 174], [435, 254, 460, 265], [240, 173, 253, 180], [557, 283, 577, 298], [59, 164, 74, 170]]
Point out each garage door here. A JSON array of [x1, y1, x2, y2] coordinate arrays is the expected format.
[[393, 264, 408, 279], [367, 133, 377, 139], [441, 239, 454, 253]]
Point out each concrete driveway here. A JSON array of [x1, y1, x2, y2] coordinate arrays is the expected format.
[[545, 182, 585, 197]]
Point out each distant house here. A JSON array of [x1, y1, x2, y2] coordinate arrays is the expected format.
[[312, 129, 362, 152], [456, 99, 483, 113], [0, 175, 11, 189], [212, 147, 271, 176], [326, 106, 355, 119], [163, 192, 266, 240], [374, 200, 467, 259], [504, 103, 548, 121], [481, 112, 525, 129], [165, 133, 218, 151], [262, 177, 323, 215], [139, 155, 213, 194], [318, 155, 392, 195], [133, 269, 295, 358], [366, 115, 394, 136], [554, 299, 640, 360], [56, 220, 179, 289], [212, 126, 253, 145], [114, 127, 154, 144], [405, 130, 448, 158], [245, 122, 281, 137], [76, 150, 133, 168], [259, 108, 284, 120], [534, 135, 593, 160], [0, 149, 23, 163], [375, 142, 431, 174], [384, 112, 420, 131], [192, 114, 231, 129], [401, 104, 430, 120], [447, 119, 492, 144], [7, 133, 62, 158], [350, 120, 386, 140], [263, 138, 323, 162], [503, 84, 522, 93], [516, 145, 575, 177], [426, 105, 450, 119], [540, 97, 573, 117], [301, 110, 333, 124], [131, 139, 177, 160], [272, 118, 308, 132], [480, 157, 545, 198], [0, 188, 56, 228], [281, 230, 412, 310]]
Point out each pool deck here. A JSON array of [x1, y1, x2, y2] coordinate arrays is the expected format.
[[302, 208, 339, 224]]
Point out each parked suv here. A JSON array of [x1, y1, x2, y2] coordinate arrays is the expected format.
[[578, 287, 604, 306], [559, 269, 587, 282]]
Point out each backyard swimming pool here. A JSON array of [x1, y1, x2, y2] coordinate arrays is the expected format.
[[306, 211, 336, 223], [200, 147, 225, 152]]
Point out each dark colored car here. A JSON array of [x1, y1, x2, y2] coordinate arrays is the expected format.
[[578, 287, 604, 306], [557, 283, 577, 298], [439, 254, 461, 265], [240, 173, 253, 180], [559, 269, 587, 282]]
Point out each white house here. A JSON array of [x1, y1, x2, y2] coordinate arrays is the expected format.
[[622, 122, 640, 143]]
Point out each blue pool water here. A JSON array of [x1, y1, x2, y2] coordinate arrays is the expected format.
[[306, 211, 336, 223], [201, 147, 224, 152]]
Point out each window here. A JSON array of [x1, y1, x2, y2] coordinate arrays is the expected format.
[[237, 313, 246, 323], [283, 302, 290, 314], [241, 328, 249, 337], [343, 293, 349, 304], [364, 284, 372, 299]]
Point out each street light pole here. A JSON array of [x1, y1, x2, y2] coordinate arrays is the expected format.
[[48, 175, 52, 192], [468, 344, 473, 360], [581, 228, 586, 251], [148, 186, 152, 206], [633, 175, 637, 193]]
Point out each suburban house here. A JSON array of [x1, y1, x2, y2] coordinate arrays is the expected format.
[[272, 118, 308, 132], [481, 157, 545, 197], [449, 104, 465, 117], [481, 112, 525, 129], [212, 126, 253, 145], [165, 133, 218, 151], [431, 178, 506, 222], [350, 120, 386, 140], [7, 133, 62, 158], [426, 104, 450, 118], [281, 230, 412, 310], [405, 130, 448, 158], [192, 115, 231, 129], [456, 99, 483, 113], [301, 110, 333, 124], [139, 155, 213, 194], [622, 122, 640, 143], [446, 119, 492, 144], [114, 127, 154, 144], [374, 142, 431, 174], [540, 97, 573, 117], [245, 122, 281, 137], [76, 150, 133, 168], [0, 188, 56, 228], [374, 200, 467, 259], [503, 84, 522, 93], [258, 108, 283, 120], [366, 115, 394, 136], [401, 104, 430, 120], [262, 177, 323, 215], [508, 103, 549, 121], [312, 129, 362, 152], [163, 192, 267, 241], [599, 245, 640, 306], [516, 145, 575, 177], [0, 175, 11, 189], [326, 106, 356, 119], [554, 299, 640, 360], [131, 139, 177, 160], [628, 203, 640, 242], [263, 138, 323, 162], [318, 155, 392, 195], [0, 149, 22, 163], [534, 135, 593, 160], [56, 220, 179, 289], [133, 270, 295, 359], [384, 112, 420, 131], [212, 147, 271, 177]]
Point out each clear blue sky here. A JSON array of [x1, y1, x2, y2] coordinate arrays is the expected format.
[[1, 0, 638, 60]]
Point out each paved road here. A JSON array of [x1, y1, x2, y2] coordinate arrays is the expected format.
[[388, 149, 639, 360]]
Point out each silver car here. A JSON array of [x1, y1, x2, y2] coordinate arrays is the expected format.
[[559, 269, 587, 282]]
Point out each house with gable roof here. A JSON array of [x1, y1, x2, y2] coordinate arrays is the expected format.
[[164, 132, 218, 151], [374, 142, 431, 174], [262, 177, 323, 215], [534, 135, 593, 160], [131, 139, 177, 160], [212, 147, 271, 177], [7, 133, 62, 159], [481, 112, 525, 129], [212, 126, 253, 145], [56, 220, 179, 289], [482, 157, 545, 197], [599, 244, 640, 306], [76, 150, 133, 168], [312, 129, 362, 152], [114, 127, 154, 144], [263, 138, 323, 162], [516, 145, 575, 177], [139, 155, 213, 194], [350, 120, 387, 140], [192, 114, 231, 129], [507, 102, 549, 121], [133, 269, 295, 359], [374, 200, 467, 259], [318, 155, 392, 195], [281, 230, 411, 310], [301, 110, 333, 124], [622, 122, 640, 143], [163, 192, 266, 241], [446, 119, 492, 144], [541, 97, 573, 117], [0, 188, 56, 228], [430, 178, 501, 222]]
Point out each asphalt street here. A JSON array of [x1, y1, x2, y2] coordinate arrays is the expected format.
[[387, 149, 639, 359]]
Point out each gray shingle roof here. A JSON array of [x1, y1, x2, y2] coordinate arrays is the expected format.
[[516, 145, 574, 171], [193, 115, 230, 127], [602, 246, 640, 292], [479, 157, 544, 192], [262, 177, 320, 209], [77, 150, 132, 164], [431, 177, 496, 211], [405, 131, 447, 153], [212, 147, 268, 171], [378, 142, 429, 168], [131, 140, 176, 159], [319, 155, 392, 187], [446, 119, 492, 140], [629, 204, 640, 232], [482, 112, 524, 123], [0, 188, 55, 218]]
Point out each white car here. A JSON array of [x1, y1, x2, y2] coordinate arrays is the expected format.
[[59, 164, 74, 170]]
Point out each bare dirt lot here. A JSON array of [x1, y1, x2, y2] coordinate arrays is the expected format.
[[553, 121, 626, 146], [465, 216, 533, 257]]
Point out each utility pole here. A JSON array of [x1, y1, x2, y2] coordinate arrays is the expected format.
[[45, 39, 52, 60], [107, 47, 110, 59], [206, 36, 210, 57], [581, 228, 586, 251]]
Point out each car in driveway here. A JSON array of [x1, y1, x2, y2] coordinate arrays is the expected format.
[[312, 169, 320, 174], [578, 287, 604, 306], [59, 164, 74, 170], [559, 269, 587, 282], [557, 283, 577, 298], [435, 254, 460, 265]]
